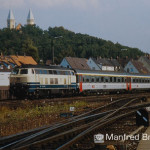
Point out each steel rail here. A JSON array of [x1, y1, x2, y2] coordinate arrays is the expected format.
[[0, 96, 147, 150], [10, 98, 146, 149]]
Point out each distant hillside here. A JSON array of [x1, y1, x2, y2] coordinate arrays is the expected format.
[[0, 25, 144, 63]]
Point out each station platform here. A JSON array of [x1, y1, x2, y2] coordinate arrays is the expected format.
[[137, 127, 150, 150]]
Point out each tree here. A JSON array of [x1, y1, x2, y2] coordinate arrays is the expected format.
[[22, 38, 39, 62]]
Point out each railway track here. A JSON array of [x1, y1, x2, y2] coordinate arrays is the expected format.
[[0, 92, 149, 109], [0, 95, 150, 150]]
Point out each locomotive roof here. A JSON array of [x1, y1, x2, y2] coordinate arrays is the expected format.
[[17, 65, 74, 71]]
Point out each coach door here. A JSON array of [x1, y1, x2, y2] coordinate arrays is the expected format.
[[126, 77, 131, 91], [78, 75, 83, 92]]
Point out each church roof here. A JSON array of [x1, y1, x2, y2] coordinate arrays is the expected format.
[[7, 10, 15, 20], [27, 9, 34, 20]]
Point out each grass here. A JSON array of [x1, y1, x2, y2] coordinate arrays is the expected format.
[[0, 100, 88, 137]]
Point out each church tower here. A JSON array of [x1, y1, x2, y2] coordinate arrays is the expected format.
[[7, 10, 15, 29], [27, 9, 35, 25]]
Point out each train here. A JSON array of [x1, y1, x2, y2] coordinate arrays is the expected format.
[[10, 65, 150, 99]]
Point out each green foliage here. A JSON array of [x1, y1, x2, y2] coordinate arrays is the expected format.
[[21, 37, 39, 62], [0, 25, 144, 63]]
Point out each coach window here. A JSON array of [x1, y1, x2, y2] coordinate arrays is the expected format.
[[105, 77, 109, 83], [101, 77, 104, 82], [148, 79, 150, 83], [83, 77, 85, 83], [110, 77, 112, 82], [96, 77, 99, 82], [99, 77, 101, 82], [133, 79, 135, 83], [86, 78, 90, 82], [91, 77, 95, 83], [118, 78, 120, 83], [114, 77, 116, 82]]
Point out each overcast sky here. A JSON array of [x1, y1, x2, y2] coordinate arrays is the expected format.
[[0, 0, 150, 53]]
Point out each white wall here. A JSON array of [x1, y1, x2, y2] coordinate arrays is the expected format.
[[0, 72, 10, 86]]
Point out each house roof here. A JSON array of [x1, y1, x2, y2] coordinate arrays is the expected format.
[[131, 60, 149, 74], [10, 55, 37, 66], [118, 58, 130, 68], [65, 57, 90, 70], [16, 23, 22, 30], [27, 9, 34, 20], [96, 58, 113, 66], [92, 57, 121, 67], [0, 55, 37, 67], [7, 9, 15, 20], [141, 56, 150, 65], [110, 59, 120, 66]]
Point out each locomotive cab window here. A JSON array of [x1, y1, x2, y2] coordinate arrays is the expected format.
[[12, 68, 19, 74], [20, 69, 28, 74]]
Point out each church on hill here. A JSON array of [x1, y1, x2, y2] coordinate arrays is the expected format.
[[7, 9, 35, 29]]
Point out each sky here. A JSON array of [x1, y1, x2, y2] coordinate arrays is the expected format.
[[0, 0, 150, 53]]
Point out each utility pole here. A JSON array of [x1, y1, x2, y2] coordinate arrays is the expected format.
[[52, 36, 63, 65]]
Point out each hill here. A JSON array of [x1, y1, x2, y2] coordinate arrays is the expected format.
[[0, 25, 144, 63]]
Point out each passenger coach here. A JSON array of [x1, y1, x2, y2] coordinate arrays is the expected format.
[[75, 69, 150, 93]]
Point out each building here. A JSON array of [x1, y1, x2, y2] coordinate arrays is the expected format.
[[0, 55, 37, 71], [87, 57, 123, 72], [138, 56, 150, 72], [0, 55, 37, 100], [7, 9, 35, 29], [27, 9, 35, 25], [7, 9, 15, 29], [60, 57, 90, 70], [124, 60, 149, 74]]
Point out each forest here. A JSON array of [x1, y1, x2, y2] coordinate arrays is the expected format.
[[0, 25, 144, 63]]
